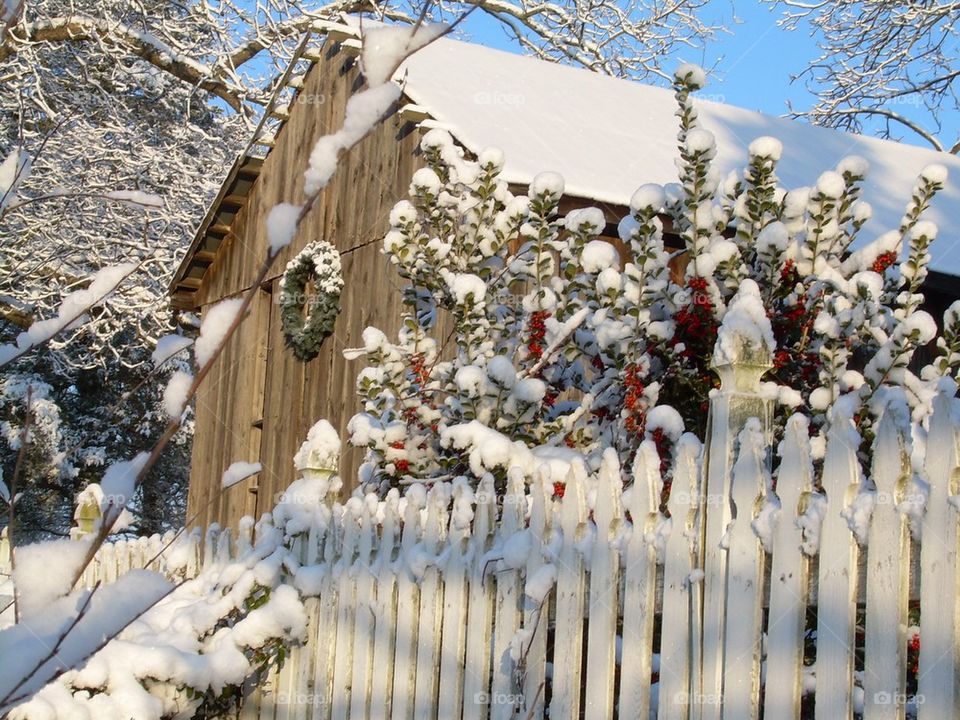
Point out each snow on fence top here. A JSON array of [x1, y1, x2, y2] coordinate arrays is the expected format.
[[397, 35, 960, 277], [14, 377, 957, 719]]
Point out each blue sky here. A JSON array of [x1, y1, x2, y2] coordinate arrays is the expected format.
[[457, 3, 813, 115], [453, 2, 956, 152]]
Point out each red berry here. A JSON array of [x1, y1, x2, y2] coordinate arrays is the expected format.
[[871, 251, 898, 275]]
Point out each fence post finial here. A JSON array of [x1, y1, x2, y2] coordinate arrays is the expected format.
[[71, 483, 104, 540], [293, 418, 342, 505], [698, 279, 775, 720]]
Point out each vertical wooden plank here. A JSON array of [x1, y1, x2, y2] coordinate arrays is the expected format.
[[369, 492, 400, 717], [349, 501, 377, 719], [437, 482, 471, 719], [101, 542, 117, 584], [721, 419, 768, 720], [657, 435, 703, 720], [863, 408, 911, 720], [764, 414, 814, 720], [490, 470, 525, 720], [550, 461, 588, 720], [521, 472, 552, 719], [391, 492, 423, 720], [257, 665, 279, 720], [186, 527, 202, 578], [462, 474, 495, 720], [291, 523, 323, 720], [240, 677, 264, 720], [918, 386, 960, 720], [814, 407, 863, 720], [331, 504, 361, 720], [620, 442, 662, 720], [275, 535, 307, 720], [203, 524, 220, 569], [584, 449, 622, 716], [113, 539, 129, 577], [698, 403, 734, 720], [413, 486, 448, 718], [311, 513, 342, 720], [216, 527, 233, 564]]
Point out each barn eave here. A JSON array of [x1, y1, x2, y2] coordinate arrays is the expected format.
[[169, 26, 364, 310]]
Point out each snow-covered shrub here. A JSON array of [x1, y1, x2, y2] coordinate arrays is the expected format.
[[8, 516, 308, 719], [6, 420, 351, 719], [348, 66, 956, 496]]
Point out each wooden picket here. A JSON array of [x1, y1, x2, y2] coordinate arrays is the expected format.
[[551, 462, 588, 720], [368, 495, 399, 718], [721, 421, 767, 720], [412, 488, 445, 719], [7, 349, 960, 720], [490, 472, 523, 720], [862, 411, 910, 720], [763, 415, 813, 720], [584, 450, 622, 717], [437, 485, 470, 718], [657, 436, 702, 720], [620, 442, 661, 720], [815, 409, 862, 720], [520, 472, 551, 719], [462, 475, 495, 720], [917, 390, 960, 720]]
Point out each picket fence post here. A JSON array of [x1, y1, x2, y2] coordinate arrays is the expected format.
[[763, 414, 814, 720], [619, 441, 661, 720], [550, 460, 588, 720], [698, 317, 773, 720], [19, 359, 960, 720], [918, 383, 960, 720], [520, 471, 551, 719], [490, 469, 524, 720], [862, 404, 911, 720], [437, 482, 470, 718], [462, 473, 495, 720], [814, 404, 862, 720], [412, 485, 447, 718], [657, 435, 703, 720], [368, 493, 400, 718], [583, 449, 622, 716], [721, 419, 768, 720]]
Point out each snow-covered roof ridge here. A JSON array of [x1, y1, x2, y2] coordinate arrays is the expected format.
[[397, 35, 960, 278]]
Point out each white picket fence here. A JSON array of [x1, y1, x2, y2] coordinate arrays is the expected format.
[[7, 357, 960, 719]]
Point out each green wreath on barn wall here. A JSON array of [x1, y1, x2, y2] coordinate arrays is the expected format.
[[279, 240, 344, 361]]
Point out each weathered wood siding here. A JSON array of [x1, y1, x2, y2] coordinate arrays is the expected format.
[[188, 290, 269, 528], [183, 42, 634, 530], [186, 41, 427, 528]]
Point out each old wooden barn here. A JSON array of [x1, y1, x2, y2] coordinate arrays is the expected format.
[[171, 20, 960, 530]]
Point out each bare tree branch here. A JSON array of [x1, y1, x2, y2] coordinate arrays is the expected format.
[[764, 0, 960, 151]]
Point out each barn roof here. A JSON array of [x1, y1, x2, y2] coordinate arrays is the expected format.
[[171, 23, 960, 306]]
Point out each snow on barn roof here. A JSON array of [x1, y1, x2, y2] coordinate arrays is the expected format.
[[171, 25, 960, 306], [397, 35, 960, 278]]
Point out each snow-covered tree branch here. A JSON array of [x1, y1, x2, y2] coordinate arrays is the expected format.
[[0, 0, 722, 539], [0, 19, 461, 713]]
